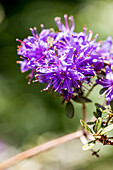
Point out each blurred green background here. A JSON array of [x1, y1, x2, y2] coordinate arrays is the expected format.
[[0, 0, 113, 169]]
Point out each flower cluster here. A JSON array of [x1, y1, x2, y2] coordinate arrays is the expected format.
[[97, 66, 113, 103], [96, 37, 113, 103], [17, 15, 113, 101], [98, 36, 113, 66]]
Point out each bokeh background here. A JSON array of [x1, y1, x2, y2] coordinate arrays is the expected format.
[[0, 0, 113, 169]]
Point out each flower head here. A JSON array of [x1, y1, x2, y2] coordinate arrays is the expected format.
[[17, 26, 57, 83], [98, 36, 113, 66], [17, 15, 103, 100], [97, 66, 113, 102]]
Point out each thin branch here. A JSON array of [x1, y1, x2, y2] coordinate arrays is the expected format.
[[108, 137, 113, 139], [0, 130, 83, 170], [86, 83, 97, 97], [82, 103, 86, 122], [106, 115, 112, 126], [82, 103, 87, 135]]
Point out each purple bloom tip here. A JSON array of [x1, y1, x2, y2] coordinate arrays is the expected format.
[[17, 15, 104, 100], [97, 66, 113, 102]]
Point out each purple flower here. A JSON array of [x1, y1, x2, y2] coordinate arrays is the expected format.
[[17, 26, 56, 83], [33, 16, 103, 100], [97, 66, 113, 102], [17, 15, 103, 100], [98, 36, 113, 66]]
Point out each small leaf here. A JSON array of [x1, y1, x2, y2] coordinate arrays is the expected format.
[[93, 109, 102, 118], [80, 120, 93, 134], [95, 103, 106, 111], [73, 96, 92, 103], [82, 141, 95, 150], [65, 102, 74, 118], [110, 119, 113, 124], [110, 100, 113, 111], [99, 88, 107, 95], [93, 111, 99, 118], [87, 121, 95, 125], [100, 124, 113, 135], [96, 109, 102, 117], [94, 118, 102, 133]]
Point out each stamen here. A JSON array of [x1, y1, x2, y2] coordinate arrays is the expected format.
[[54, 78, 63, 92], [87, 30, 93, 41], [16, 61, 20, 64], [34, 27, 39, 39], [40, 24, 44, 30], [16, 38, 32, 48], [69, 15, 75, 32], [92, 34, 98, 43], [37, 55, 45, 62], [41, 80, 52, 92], [54, 17, 65, 32], [64, 14, 69, 31], [83, 25, 87, 33], [30, 28, 35, 37], [78, 81, 90, 91]]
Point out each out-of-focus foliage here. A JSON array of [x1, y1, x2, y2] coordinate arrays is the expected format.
[[0, 0, 113, 169]]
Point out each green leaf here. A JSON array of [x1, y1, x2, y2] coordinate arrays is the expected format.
[[99, 88, 107, 95], [65, 102, 74, 118], [96, 109, 102, 117], [93, 111, 99, 118], [80, 120, 93, 134], [87, 121, 95, 125], [82, 142, 95, 150], [100, 124, 113, 135], [73, 96, 92, 103], [94, 118, 102, 133], [93, 109, 102, 118], [110, 100, 113, 111], [95, 103, 106, 111]]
